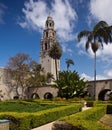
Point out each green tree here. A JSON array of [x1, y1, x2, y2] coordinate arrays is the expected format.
[[27, 61, 46, 87], [54, 70, 87, 99], [77, 21, 112, 99], [48, 41, 62, 80], [65, 58, 74, 70]]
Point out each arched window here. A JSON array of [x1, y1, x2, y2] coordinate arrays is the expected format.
[[46, 32, 48, 37], [45, 43, 47, 50]]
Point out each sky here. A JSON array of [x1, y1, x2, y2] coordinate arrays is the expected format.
[[0, 0, 112, 81]]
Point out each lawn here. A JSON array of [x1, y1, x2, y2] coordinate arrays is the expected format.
[[0, 100, 62, 113]]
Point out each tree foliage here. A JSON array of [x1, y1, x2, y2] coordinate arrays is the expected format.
[[26, 60, 46, 87], [77, 21, 112, 52], [65, 58, 74, 70], [6, 53, 46, 98], [46, 72, 54, 83], [48, 41, 62, 80], [54, 70, 87, 99]]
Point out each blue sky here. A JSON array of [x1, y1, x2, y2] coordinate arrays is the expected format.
[[0, 0, 112, 81]]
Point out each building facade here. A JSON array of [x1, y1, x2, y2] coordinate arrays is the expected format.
[[88, 79, 112, 100], [40, 16, 60, 80]]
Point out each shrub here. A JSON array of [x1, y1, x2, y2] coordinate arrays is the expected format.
[[30, 104, 81, 128], [0, 103, 81, 130], [52, 106, 108, 130]]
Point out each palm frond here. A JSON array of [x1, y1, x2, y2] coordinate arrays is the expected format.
[[85, 41, 89, 51], [77, 30, 91, 42], [94, 21, 109, 32], [98, 37, 103, 48]]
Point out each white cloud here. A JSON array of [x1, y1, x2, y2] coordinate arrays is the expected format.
[[104, 70, 112, 78], [89, 0, 112, 25], [19, 0, 48, 31], [18, 0, 77, 42], [80, 72, 110, 81], [0, 3, 7, 24], [80, 73, 93, 81], [61, 43, 74, 56]]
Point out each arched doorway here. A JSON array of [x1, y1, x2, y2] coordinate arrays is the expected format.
[[31, 93, 40, 99], [13, 96, 19, 99], [98, 89, 111, 101], [44, 92, 53, 99]]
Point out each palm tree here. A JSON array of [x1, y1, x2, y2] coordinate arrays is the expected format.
[[48, 41, 62, 80], [65, 58, 74, 70], [77, 21, 112, 99]]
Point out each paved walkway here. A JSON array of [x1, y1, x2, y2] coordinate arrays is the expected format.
[[31, 107, 91, 130]]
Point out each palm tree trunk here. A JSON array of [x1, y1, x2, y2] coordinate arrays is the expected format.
[[94, 52, 96, 100]]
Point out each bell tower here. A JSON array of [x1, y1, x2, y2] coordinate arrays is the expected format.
[[40, 16, 60, 80]]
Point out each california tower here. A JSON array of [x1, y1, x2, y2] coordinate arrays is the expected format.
[[40, 16, 60, 80]]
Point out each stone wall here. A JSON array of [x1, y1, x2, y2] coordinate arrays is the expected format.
[[88, 79, 112, 100]]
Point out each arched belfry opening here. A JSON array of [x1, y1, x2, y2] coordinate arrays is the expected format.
[[40, 15, 60, 80]]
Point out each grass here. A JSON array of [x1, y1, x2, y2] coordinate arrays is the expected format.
[[99, 114, 112, 129], [0, 100, 60, 113]]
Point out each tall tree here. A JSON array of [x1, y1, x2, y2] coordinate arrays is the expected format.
[[77, 21, 112, 99], [6, 53, 46, 99], [6, 53, 30, 98], [48, 41, 62, 80], [65, 58, 74, 70]]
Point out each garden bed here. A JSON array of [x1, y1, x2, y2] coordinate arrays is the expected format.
[[0, 100, 81, 130]]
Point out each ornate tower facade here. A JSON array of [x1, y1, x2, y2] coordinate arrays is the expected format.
[[40, 16, 60, 80]]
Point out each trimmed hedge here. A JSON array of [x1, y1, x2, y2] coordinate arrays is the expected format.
[[52, 106, 109, 130], [0, 104, 81, 130], [30, 104, 81, 128], [0, 112, 31, 130]]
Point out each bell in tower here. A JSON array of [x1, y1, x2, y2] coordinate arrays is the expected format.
[[40, 16, 60, 81]]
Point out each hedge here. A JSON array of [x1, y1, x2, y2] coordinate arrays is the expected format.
[[30, 103, 81, 128], [52, 106, 109, 130], [0, 103, 81, 130]]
